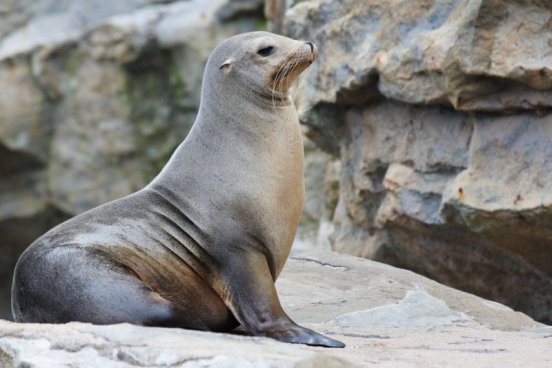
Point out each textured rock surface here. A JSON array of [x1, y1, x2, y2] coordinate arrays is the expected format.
[[285, 0, 552, 323], [293, 135, 337, 253], [1, 251, 550, 367], [0, 0, 264, 319], [286, 0, 552, 111]]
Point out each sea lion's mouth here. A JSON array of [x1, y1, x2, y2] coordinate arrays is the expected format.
[[255, 88, 291, 105]]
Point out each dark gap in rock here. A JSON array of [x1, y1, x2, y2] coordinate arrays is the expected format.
[[0, 205, 71, 320], [0, 143, 44, 178]]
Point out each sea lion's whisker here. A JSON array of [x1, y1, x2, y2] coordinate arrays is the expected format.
[[271, 63, 285, 113], [271, 59, 292, 113]]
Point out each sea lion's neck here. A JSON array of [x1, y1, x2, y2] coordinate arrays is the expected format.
[[149, 85, 302, 194], [190, 85, 300, 154]]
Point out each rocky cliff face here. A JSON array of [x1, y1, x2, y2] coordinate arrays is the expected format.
[[285, 0, 552, 323], [0, 0, 264, 319]]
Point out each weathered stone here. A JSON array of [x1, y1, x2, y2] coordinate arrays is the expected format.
[[216, 0, 264, 21], [315, 101, 552, 324], [285, 0, 552, 324], [0, 0, 266, 319], [293, 136, 337, 253], [1, 251, 550, 367], [264, 0, 287, 34], [285, 0, 552, 111], [0, 0, 180, 59]]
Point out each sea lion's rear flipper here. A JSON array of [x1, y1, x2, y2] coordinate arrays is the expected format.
[[12, 246, 208, 330], [219, 250, 345, 348]]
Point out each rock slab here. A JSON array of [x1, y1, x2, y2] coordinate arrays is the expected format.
[[1, 251, 550, 367]]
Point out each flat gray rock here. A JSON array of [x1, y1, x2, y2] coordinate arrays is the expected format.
[[1, 251, 550, 367]]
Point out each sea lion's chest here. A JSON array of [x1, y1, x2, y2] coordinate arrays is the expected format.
[[156, 106, 305, 276], [249, 117, 305, 273]]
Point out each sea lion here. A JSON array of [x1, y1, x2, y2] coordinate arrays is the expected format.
[[11, 31, 345, 348]]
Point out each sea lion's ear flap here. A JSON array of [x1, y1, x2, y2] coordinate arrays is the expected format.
[[219, 58, 233, 72]]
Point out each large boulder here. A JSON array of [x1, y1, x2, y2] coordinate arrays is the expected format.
[[0, 0, 265, 319], [285, 0, 552, 323], [1, 251, 549, 367]]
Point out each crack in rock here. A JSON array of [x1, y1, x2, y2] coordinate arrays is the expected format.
[[328, 332, 391, 339], [290, 256, 349, 270]]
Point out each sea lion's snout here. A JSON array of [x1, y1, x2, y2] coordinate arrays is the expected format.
[[264, 37, 319, 94], [304, 41, 318, 63]]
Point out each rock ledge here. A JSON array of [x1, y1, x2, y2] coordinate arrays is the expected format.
[[1, 251, 550, 367]]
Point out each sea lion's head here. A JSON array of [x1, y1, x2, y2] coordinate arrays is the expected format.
[[202, 31, 318, 107]]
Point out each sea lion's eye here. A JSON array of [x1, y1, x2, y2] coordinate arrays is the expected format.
[[257, 46, 275, 57]]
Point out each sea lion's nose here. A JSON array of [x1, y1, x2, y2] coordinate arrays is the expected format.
[[305, 41, 314, 52]]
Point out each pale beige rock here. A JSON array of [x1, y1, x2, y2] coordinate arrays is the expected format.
[[293, 136, 337, 253], [286, 0, 552, 111], [0, 0, 181, 59], [1, 252, 550, 367]]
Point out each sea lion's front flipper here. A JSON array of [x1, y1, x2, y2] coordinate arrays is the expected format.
[[219, 250, 345, 348]]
